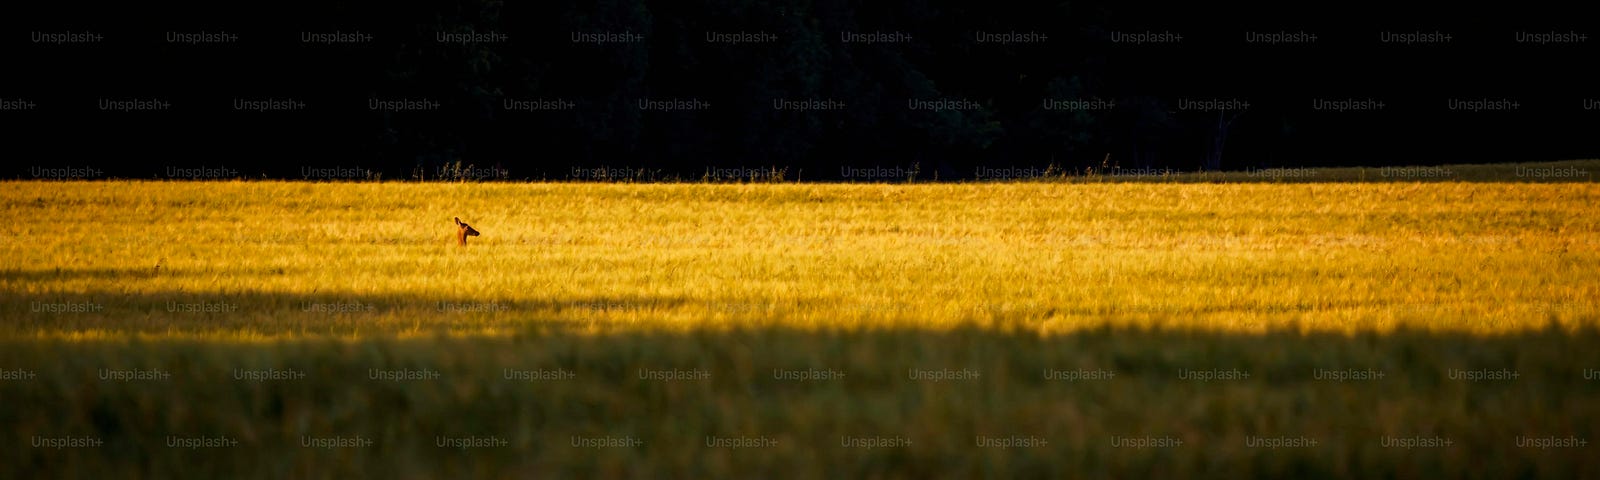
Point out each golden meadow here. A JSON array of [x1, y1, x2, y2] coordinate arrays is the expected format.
[[3, 162, 1599, 478], [5, 166, 1598, 340]]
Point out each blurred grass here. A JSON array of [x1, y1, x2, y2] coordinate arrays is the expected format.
[[2, 169, 1598, 477], [3, 329, 1597, 478]]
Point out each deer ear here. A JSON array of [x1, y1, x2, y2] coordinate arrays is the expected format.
[[454, 217, 463, 226]]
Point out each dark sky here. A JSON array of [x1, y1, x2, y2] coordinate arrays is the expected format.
[[4, 2, 1596, 180]]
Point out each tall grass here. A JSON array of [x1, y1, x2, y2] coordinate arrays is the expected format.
[[2, 171, 1598, 477], [4, 177, 1597, 339]]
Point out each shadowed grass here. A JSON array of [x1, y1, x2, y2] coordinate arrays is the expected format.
[[2, 327, 1597, 478]]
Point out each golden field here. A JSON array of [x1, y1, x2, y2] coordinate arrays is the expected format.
[[3, 163, 1599, 478], [7, 169, 1600, 339]]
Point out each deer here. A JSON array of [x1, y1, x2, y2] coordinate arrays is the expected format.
[[454, 217, 480, 246]]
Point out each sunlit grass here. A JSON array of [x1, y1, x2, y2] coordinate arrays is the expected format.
[[4, 174, 1598, 339], [4, 171, 1599, 477]]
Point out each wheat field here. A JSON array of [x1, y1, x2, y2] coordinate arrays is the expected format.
[[3, 166, 1599, 477]]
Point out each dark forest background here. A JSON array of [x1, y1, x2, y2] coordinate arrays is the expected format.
[[3, 2, 1596, 181]]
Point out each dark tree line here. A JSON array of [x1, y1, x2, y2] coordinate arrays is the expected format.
[[6, 1, 1597, 180]]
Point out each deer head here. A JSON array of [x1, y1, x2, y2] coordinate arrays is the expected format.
[[455, 217, 480, 245]]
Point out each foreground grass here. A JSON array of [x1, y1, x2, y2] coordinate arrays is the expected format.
[[2, 175, 1598, 477], [4, 329, 1598, 478]]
